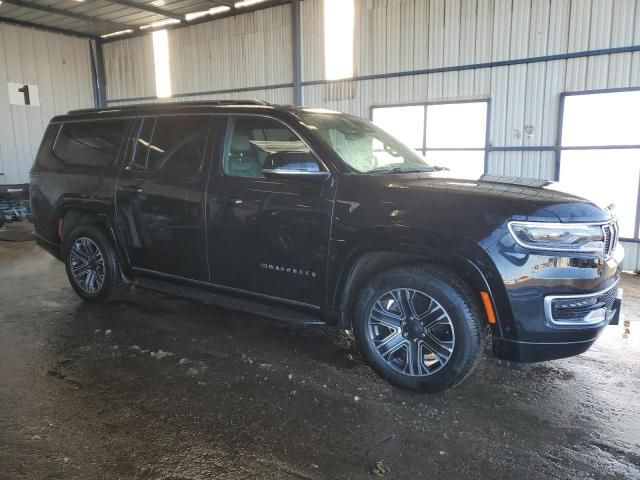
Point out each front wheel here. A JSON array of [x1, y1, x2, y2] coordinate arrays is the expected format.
[[63, 224, 129, 303], [353, 265, 486, 392]]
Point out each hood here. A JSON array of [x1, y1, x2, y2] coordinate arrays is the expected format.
[[376, 172, 612, 223]]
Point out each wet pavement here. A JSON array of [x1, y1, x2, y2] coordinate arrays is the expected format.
[[1, 223, 639, 479]]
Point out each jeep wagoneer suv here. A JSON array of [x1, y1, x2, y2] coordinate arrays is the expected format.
[[30, 101, 623, 392]]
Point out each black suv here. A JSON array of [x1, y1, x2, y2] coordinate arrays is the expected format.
[[30, 101, 623, 392]]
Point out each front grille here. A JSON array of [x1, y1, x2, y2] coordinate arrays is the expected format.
[[602, 222, 619, 258]]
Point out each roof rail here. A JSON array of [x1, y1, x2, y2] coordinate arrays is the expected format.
[[68, 99, 272, 114]]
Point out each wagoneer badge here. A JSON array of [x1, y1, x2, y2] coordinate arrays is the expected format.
[[260, 263, 317, 278]]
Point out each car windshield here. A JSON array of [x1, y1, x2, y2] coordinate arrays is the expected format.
[[297, 112, 433, 174]]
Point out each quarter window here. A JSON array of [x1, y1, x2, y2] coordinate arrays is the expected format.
[[223, 117, 314, 178], [53, 120, 129, 167]]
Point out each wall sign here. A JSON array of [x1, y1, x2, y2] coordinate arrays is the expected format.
[[8, 82, 40, 106]]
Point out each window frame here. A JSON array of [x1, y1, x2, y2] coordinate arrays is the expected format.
[[557, 87, 640, 242], [369, 98, 491, 174], [128, 113, 213, 178], [218, 113, 330, 180]]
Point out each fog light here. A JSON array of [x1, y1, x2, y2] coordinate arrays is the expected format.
[[552, 297, 598, 309], [583, 308, 607, 324]]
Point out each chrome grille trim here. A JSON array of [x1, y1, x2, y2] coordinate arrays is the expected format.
[[602, 221, 619, 258]]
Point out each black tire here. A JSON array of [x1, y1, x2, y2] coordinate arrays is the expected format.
[[353, 264, 485, 393], [63, 224, 129, 303]]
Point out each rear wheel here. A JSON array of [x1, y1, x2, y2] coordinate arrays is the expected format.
[[353, 264, 485, 392], [64, 224, 129, 303]]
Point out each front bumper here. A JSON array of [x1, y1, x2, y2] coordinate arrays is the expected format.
[[487, 235, 624, 363]]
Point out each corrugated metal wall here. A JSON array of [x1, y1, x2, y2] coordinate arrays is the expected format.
[[104, 4, 294, 105], [0, 24, 93, 185], [101, 0, 640, 269]]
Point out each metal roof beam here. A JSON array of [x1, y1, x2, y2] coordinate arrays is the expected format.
[[0, 15, 98, 38], [1, 0, 132, 31], [103, 0, 183, 21]]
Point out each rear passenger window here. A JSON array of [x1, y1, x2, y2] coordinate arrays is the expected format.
[[53, 120, 128, 167], [132, 116, 210, 177]]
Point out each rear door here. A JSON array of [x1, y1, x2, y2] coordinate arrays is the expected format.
[[115, 114, 217, 281], [206, 115, 335, 308]]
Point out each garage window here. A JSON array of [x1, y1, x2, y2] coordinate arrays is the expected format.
[[371, 101, 488, 176], [557, 90, 640, 240]]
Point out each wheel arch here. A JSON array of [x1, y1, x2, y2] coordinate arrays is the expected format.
[[60, 206, 130, 276], [334, 246, 506, 337]]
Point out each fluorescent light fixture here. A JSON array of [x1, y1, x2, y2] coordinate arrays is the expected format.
[[151, 0, 165, 6], [100, 29, 134, 39], [235, 0, 267, 8], [152, 30, 172, 98], [185, 5, 231, 21], [324, 0, 354, 80], [140, 18, 181, 30]]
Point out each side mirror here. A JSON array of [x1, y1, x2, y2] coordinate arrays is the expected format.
[[262, 151, 330, 182]]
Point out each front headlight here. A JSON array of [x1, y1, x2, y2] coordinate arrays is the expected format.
[[508, 221, 605, 253]]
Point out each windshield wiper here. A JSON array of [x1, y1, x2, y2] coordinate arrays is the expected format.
[[368, 166, 435, 174]]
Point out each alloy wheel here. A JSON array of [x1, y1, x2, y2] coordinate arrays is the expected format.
[[367, 288, 455, 376], [69, 237, 105, 294]]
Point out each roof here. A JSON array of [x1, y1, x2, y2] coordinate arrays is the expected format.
[[0, 0, 291, 40]]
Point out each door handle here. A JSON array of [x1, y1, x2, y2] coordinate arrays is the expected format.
[[223, 197, 243, 207], [121, 186, 143, 193]]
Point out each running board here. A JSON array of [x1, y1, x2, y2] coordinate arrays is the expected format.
[[134, 276, 326, 326]]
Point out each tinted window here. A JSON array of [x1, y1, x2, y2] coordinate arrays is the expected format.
[[35, 124, 62, 169], [132, 118, 155, 169], [53, 120, 128, 167], [131, 116, 209, 177], [223, 117, 312, 178]]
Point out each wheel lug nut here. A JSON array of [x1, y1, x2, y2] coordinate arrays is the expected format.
[[403, 332, 408, 337], [412, 338, 417, 342]]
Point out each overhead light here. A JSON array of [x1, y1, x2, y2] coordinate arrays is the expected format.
[[140, 18, 181, 30], [185, 5, 231, 21], [100, 29, 134, 39], [151, 0, 165, 6], [152, 30, 172, 98], [235, 0, 267, 8]]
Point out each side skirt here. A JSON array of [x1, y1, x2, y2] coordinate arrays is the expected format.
[[134, 275, 326, 326]]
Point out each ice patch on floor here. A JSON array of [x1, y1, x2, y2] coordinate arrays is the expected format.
[[150, 350, 173, 360]]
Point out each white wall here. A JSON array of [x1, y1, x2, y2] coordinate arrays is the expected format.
[[0, 23, 94, 185]]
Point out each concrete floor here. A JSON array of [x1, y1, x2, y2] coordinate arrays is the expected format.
[[1, 222, 639, 480]]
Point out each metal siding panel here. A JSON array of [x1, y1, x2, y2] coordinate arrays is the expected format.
[[427, 0, 445, 98], [103, 35, 155, 100], [621, 241, 640, 272]]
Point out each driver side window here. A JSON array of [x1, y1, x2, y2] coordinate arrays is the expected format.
[[222, 116, 318, 178]]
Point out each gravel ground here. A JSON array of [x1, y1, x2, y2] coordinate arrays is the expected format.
[[1, 223, 638, 479]]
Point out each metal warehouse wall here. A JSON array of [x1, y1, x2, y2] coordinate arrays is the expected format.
[[104, 4, 294, 105], [0, 24, 94, 185], [101, 0, 640, 269]]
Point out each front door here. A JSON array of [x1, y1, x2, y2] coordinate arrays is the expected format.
[[206, 115, 335, 308], [115, 115, 216, 281]]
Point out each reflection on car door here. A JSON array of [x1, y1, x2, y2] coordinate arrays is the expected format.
[[206, 115, 335, 308], [115, 115, 218, 281]]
